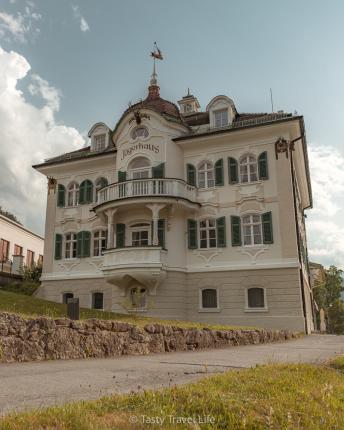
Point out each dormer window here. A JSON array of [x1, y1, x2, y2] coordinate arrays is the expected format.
[[214, 109, 228, 128], [94, 134, 106, 151], [131, 126, 149, 140], [185, 104, 192, 113]]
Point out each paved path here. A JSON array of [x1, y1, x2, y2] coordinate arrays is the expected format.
[[1, 334, 343, 415]]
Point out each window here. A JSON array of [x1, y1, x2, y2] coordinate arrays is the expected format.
[[214, 109, 228, 128], [95, 177, 108, 203], [128, 156, 151, 180], [239, 155, 258, 183], [200, 288, 218, 309], [198, 161, 214, 188], [94, 134, 106, 151], [131, 126, 149, 140], [67, 182, 79, 207], [14, 245, 23, 256], [65, 233, 77, 259], [26, 250, 34, 266], [199, 219, 217, 249], [92, 292, 104, 310], [131, 223, 150, 247], [0, 239, 9, 262], [242, 215, 262, 246], [38, 254, 43, 265], [247, 287, 266, 309], [62, 293, 74, 304], [93, 230, 107, 256], [130, 287, 147, 309]]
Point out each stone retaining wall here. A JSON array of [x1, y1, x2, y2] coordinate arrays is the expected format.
[[0, 312, 299, 363]]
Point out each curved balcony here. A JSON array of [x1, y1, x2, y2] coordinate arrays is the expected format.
[[95, 178, 198, 208]]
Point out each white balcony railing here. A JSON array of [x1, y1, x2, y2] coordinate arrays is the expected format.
[[96, 178, 197, 205]]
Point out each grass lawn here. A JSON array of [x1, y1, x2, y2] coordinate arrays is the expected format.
[[0, 360, 343, 429], [0, 290, 254, 331]]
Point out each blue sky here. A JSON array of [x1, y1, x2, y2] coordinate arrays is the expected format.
[[0, 0, 344, 267]]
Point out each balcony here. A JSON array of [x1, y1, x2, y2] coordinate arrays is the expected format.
[[102, 246, 167, 291], [95, 178, 198, 207]]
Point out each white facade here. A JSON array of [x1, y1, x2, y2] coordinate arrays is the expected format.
[[34, 72, 315, 332], [0, 214, 44, 272]]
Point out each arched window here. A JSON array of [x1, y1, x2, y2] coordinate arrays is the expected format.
[[239, 154, 258, 183], [130, 223, 150, 247], [199, 219, 217, 248], [131, 126, 149, 140], [198, 161, 214, 188], [200, 288, 218, 309], [62, 292, 74, 304], [247, 287, 266, 309], [93, 230, 107, 256], [65, 233, 77, 259], [92, 292, 104, 310], [67, 182, 79, 207], [242, 214, 262, 246], [130, 287, 147, 309], [95, 177, 108, 202], [128, 156, 151, 179]]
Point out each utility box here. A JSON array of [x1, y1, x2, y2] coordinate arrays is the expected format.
[[67, 298, 80, 320]]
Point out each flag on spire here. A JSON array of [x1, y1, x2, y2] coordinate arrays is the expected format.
[[151, 42, 163, 60]]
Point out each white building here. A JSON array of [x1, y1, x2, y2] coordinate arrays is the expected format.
[[0, 214, 44, 273], [34, 68, 315, 332]]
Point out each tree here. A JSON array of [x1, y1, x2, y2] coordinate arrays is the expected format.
[[313, 265, 344, 334], [20, 262, 42, 284], [0, 206, 22, 225]]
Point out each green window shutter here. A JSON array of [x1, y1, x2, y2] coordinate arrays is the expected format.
[[158, 219, 165, 248], [54, 234, 63, 260], [216, 216, 226, 247], [116, 223, 126, 248], [99, 177, 108, 188], [228, 157, 238, 184], [76, 232, 83, 258], [186, 164, 196, 186], [258, 151, 269, 180], [118, 171, 126, 183], [152, 163, 165, 178], [231, 216, 241, 246], [79, 180, 93, 204], [262, 212, 273, 244], [187, 219, 198, 249], [79, 181, 85, 204], [82, 231, 91, 257], [57, 185, 65, 207], [215, 159, 224, 186]]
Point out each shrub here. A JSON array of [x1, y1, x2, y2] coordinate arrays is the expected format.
[[1, 281, 39, 296]]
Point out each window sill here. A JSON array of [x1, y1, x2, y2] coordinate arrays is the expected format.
[[198, 187, 217, 191], [235, 181, 263, 187], [128, 308, 148, 313], [198, 308, 221, 313], [244, 308, 269, 313]]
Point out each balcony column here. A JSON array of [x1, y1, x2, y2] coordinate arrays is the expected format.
[[146, 204, 166, 246], [105, 208, 117, 249]]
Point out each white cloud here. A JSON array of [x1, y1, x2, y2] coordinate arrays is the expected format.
[[306, 145, 344, 268], [0, 46, 84, 235], [0, 3, 41, 43], [72, 5, 89, 32]]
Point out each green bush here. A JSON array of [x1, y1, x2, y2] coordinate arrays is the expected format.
[[1, 281, 39, 296]]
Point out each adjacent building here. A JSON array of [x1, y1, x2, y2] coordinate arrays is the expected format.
[[34, 67, 315, 332]]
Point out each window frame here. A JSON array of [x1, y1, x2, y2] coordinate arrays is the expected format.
[[67, 182, 79, 207], [62, 292, 74, 304], [199, 288, 220, 312], [91, 292, 104, 310], [93, 134, 106, 151], [197, 161, 215, 189], [0, 239, 10, 262], [14, 244, 23, 256], [93, 229, 107, 257], [242, 214, 263, 247], [199, 218, 217, 249], [131, 126, 149, 140], [239, 154, 258, 184], [26, 250, 35, 267], [213, 109, 229, 128], [65, 232, 77, 259], [245, 287, 268, 312], [129, 287, 147, 311], [130, 223, 151, 247]]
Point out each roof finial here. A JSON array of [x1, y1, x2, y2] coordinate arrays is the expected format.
[[187, 87, 190, 96], [148, 42, 163, 99]]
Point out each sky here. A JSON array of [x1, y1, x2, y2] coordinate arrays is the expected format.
[[0, 0, 344, 268]]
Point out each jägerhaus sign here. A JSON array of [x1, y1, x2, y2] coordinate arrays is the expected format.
[[120, 142, 160, 160]]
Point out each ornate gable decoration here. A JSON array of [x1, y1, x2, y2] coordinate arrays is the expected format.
[[129, 110, 151, 125]]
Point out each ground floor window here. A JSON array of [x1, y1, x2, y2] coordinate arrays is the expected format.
[[14, 244, 23, 256], [26, 250, 35, 266], [199, 219, 217, 248], [65, 233, 77, 259], [242, 214, 262, 246], [93, 230, 107, 256], [200, 288, 219, 310], [62, 292, 74, 304], [247, 287, 266, 309], [130, 287, 147, 309], [0, 239, 9, 262], [92, 292, 104, 310]]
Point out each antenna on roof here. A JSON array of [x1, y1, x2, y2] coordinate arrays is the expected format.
[[270, 88, 274, 113]]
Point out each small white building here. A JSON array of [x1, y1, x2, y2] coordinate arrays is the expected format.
[[33, 67, 315, 332], [0, 214, 44, 273]]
